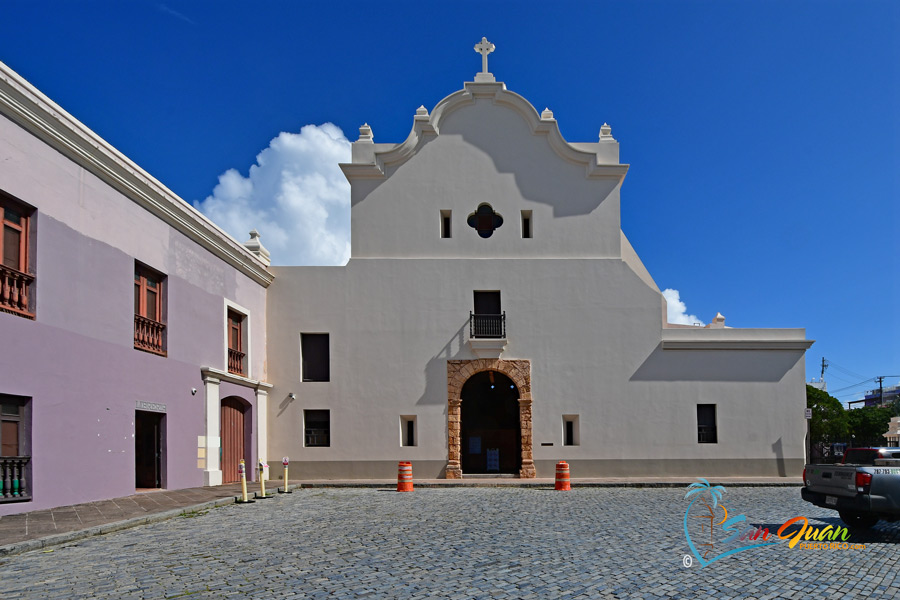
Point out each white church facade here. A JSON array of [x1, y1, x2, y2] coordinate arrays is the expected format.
[[265, 41, 813, 480]]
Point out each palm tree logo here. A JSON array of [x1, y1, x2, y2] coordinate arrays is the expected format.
[[682, 478, 777, 567], [685, 479, 726, 559]]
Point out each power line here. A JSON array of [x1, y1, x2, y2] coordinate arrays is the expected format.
[[827, 361, 867, 381], [829, 378, 875, 395], [828, 372, 867, 385]]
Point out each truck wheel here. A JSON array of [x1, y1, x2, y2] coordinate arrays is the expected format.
[[838, 510, 878, 529]]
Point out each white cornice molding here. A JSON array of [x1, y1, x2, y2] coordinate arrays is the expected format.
[[201, 367, 273, 390], [661, 340, 815, 351], [660, 328, 814, 351], [340, 80, 629, 183], [0, 61, 273, 287]]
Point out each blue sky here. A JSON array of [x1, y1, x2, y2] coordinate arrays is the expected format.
[[2, 1, 897, 403]]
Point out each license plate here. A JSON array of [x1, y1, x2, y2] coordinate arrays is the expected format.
[[826, 496, 838, 506]]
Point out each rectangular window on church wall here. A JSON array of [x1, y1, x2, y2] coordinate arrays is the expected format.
[[304, 410, 330, 447], [440, 210, 452, 238], [400, 416, 416, 447], [563, 415, 579, 446], [521, 210, 532, 239], [697, 404, 717, 443], [301, 333, 330, 382]]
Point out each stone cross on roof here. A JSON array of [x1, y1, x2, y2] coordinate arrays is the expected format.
[[474, 37, 495, 73], [473, 37, 496, 82]]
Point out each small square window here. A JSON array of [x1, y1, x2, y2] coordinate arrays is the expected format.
[[301, 333, 330, 382], [697, 404, 717, 444], [440, 210, 452, 239], [401, 416, 417, 447], [563, 415, 579, 446], [304, 410, 330, 447]]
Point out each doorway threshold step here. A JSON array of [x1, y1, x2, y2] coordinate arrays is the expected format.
[[462, 474, 518, 479]]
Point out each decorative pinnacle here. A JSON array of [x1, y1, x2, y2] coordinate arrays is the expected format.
[[416, 105, 429, 117], [541, 107, 554, 120], [599, 123, 614, 141], [243, 229, 270, 266], [358, 123, 373, 142]]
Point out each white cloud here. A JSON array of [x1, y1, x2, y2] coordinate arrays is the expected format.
[[195, 123, 351, 266], [662, 288, 705, 326]]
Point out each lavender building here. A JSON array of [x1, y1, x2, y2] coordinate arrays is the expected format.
[[0, 61, 272, 515]]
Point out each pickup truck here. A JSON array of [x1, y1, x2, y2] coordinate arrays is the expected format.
[[802, 447, 900, 529]]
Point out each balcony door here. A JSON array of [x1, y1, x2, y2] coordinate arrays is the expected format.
[[474, 291, 500, 316], [473, 291, 502, 338]]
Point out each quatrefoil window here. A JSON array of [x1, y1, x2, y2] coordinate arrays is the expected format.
[[467, 204, 503, 238]]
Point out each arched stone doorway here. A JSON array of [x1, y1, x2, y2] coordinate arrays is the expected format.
[[220, 396, 251, 484], [446, 359, 534, 478], [460, 371, 521, 474]]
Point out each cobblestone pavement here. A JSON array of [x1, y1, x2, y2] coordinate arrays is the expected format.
[[0, 486, 898, 599]]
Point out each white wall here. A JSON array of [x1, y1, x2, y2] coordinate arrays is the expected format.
[[267, 257, 807, 477], [350, 87, 624, 260]]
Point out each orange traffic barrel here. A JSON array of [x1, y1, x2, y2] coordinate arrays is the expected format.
[[397, 461, 414, 492], [555, 461, 571, 491]]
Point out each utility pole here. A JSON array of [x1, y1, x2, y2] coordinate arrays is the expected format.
[[877, 376, 885, 407], [816, 357, 828, 390]]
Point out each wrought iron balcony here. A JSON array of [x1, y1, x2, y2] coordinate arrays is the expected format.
[[0, 456, 31, 502], [698, 426, 718, 444], [470, 311, 506, 339]]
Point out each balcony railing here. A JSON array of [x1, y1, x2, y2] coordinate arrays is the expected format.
[[1, 456, 31, 502], [0, 264, 34, 318], [228, 348, 246, 376], [305, 429, 330, 447], [134, 314, 166, 355], [698, 426, 718, 444], [470, 312, 506, 339]]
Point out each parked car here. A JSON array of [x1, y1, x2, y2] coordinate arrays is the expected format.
[[802, 447, 900, 529]]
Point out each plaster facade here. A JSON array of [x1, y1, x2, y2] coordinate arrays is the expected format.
[[266, 70, 812, 481], [0, 61, 271, 514]]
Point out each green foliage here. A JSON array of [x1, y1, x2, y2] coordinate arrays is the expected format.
[[807, 385, 847, 444], [847, 404, 893, 446]]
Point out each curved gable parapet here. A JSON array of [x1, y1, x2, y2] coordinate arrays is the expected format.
[[340, 80, 629, 183]]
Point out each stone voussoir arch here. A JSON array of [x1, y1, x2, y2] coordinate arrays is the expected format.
[[446, 359, 535, 479]]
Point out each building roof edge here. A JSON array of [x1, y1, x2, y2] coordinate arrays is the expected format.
[[0, 60, 274, 287]]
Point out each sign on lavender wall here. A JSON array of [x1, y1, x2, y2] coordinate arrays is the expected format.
[[136, 401, 167, 413]]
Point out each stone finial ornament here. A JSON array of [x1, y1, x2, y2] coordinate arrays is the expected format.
[[707, 312, 727, 329], [599, 122, 614, 141], [541, 107, 555, 120], [358, 123, 374, 142], [243, 229, 271, 267], [416, 105, 429, 117], [474, 37, 496, 83]]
